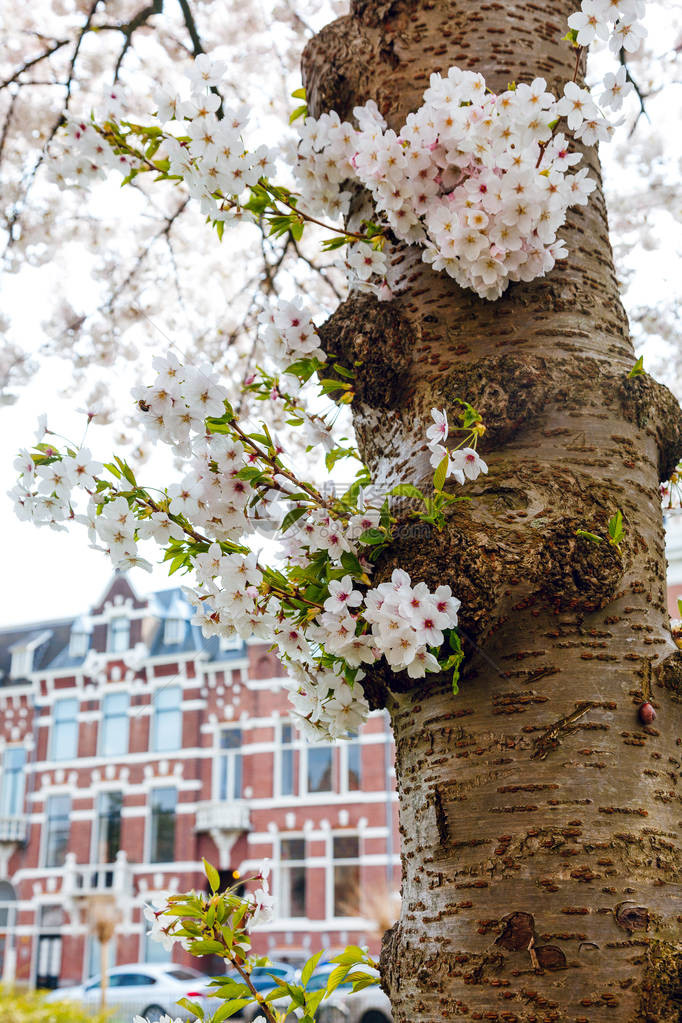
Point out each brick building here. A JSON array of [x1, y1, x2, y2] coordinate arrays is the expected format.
[[0, 575, 399, 988]]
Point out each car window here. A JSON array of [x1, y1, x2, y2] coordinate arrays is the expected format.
[[166, 969, 203, 981], [84, 980, 100, 991], [307, 972, 352, 992], [107, 975, 127, 988], [117, 973, 157, 987]]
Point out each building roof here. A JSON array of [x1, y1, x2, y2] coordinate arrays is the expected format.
[[0, 619, 75, 686], [0, 579, 246, 678]]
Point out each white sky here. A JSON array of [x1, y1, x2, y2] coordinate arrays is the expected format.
[[1, 5, 681, 628]]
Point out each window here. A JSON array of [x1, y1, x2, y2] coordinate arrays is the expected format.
[[217, 729, 242, 801], [163, 618, 184, 645], [219, 634, 242, 653], [344, 732, 362, 792], [332, 834, 360, 917], [307, 745, 333, 794], [144, 924, 172, 964], [149, 788, 176, 863], [0, 747, 26, 818], [51, 698, 79, 761], [279, 837, 306, 918], [10, 647, 32, 679], [279, 723, 297, 798], [86, 935, 115, 979], [44, 795, 71, 867], [108, 617, 130, 653], [100, 692, 129, 756], [69, 629, 89, 658], [94, 791, 122, 864], [151, 687, 182, 752]]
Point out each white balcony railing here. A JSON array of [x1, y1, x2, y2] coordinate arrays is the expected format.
[[0, 815, 28, 844], [195, 800, 250, 834], [62, 850, 133, 899]]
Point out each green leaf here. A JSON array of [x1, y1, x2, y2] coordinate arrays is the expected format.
[[177, 997, 204, 1019], [333, 362, 355, 380], [390, 484, 425, 501], [325, 964, 352, 993], [304, 988, 327, 1015], [289, 104, 308, 124], [562, 27, 580, 46], [433, 454, 449, 493], [320, 235, 350, 252], [628, 355, 645, 379], [607, 509, 624, 547], [211, 998, 253, 1021], [187, 938, 226, 955], [291, 87, 307, 99], [301, 950, 323, 988], [575, 529, 603, 544], [358, 528, 386, 546], [203, 858, 220, 893], [280, 506, 307, 534], [331, 945, 366, 965]]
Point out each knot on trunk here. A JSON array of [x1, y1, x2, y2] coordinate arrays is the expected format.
[[317, 293, 414, 410], [655, 650, 682, 703], [438, 353, 550, 447], [537, 519, 624, 611], [620, 373, 682, 482], [302, 17, 369, 121]]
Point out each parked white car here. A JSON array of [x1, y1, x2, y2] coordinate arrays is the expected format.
[[45, 962, 212, 1021]]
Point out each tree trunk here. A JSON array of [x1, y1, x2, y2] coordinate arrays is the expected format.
[[303, 1, 682, 1019]]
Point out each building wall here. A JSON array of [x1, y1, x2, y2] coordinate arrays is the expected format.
[[0, 578, 399, 988]]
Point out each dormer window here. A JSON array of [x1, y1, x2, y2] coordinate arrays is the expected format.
[[69, 629, 89, 659], [108, 617, 130, 653], [219, 634, 242, 653], [164, 618, 184, 645], [10, 647, 32, 679]]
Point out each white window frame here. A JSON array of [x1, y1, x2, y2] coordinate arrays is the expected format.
[[108, 617, 130, 653], [69, 629, 89, 658], [327, 831, 361, 920], [43, 793, 72, 868], [50, 697, 79, 761], [99, 691, 130, 757], [339, 732, 362, 795], [150, 686, 182, 753], [219, 634, 242, 653], [146, 786, 178, 864], [214, 726, 242, 801], [10, 647, 32, 679], [302, 740, 334, 796], [163, 618, 184, 645], [276, 833, 307, 920], [0, 746, 27, 818], [275, 720, 298, 798]]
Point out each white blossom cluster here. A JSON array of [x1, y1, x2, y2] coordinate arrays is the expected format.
[[50, 53, 277, 226], [426, 408, 488, 483], [293, 3, 645, 299], [568, 0, 646, 62], [259, 299, 325, 369], [286, 569, 460, 738], [12, 355, 466, 742], [294, 77, 596, 301]]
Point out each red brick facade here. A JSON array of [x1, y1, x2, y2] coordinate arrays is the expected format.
[[0, 577, 399, 988]]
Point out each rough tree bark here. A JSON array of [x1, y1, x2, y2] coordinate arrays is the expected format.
[[303, 2, 682, 1020]]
